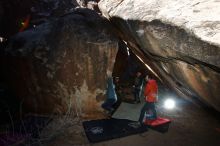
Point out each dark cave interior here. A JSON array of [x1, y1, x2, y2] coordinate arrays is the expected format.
[[0, 0, 220, 146]]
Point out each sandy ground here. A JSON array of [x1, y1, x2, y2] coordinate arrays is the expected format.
[[41, 85, 220, 146]]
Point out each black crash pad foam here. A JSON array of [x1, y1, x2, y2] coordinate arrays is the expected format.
[[83, 118, 148, 143]]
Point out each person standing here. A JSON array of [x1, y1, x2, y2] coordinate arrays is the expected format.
[[113, 76, 122, 109], [133, 71, 143, 103], [139, 75, 158, 123], [114, 77, 122, 98]]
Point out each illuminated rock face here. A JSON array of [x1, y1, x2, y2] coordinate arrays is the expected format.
[[3, 9, 118, 118], [99, 0, 220, 111]]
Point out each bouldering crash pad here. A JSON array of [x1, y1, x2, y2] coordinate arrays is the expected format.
[[83, 118, 148, 143], [144, 117, 171, 133]]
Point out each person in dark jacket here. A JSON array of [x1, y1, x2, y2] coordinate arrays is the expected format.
[[133, 71, 143, 103], [113, 77, 122, 108]]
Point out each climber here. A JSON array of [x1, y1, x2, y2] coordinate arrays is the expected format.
[[102, 76, 117, 114], [139, 74, 158, 123]]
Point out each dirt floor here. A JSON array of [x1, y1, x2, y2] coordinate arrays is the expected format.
[[38, 84, 220, 146]]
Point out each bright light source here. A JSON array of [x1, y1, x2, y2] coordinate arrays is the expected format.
[[0, 37, 5, 43], [126, 47, 130, 56], [164, 99, 175, 109]]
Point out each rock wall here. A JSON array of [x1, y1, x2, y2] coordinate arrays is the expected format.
[[0, 0, 100, 38], [3, 8, 118, 118], [99, 0, 220, 111]]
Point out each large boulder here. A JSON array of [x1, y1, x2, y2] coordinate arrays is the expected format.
[[99, 0, 220, 111], [0, 0, 99, 38], [2, 8, 118, 118]]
